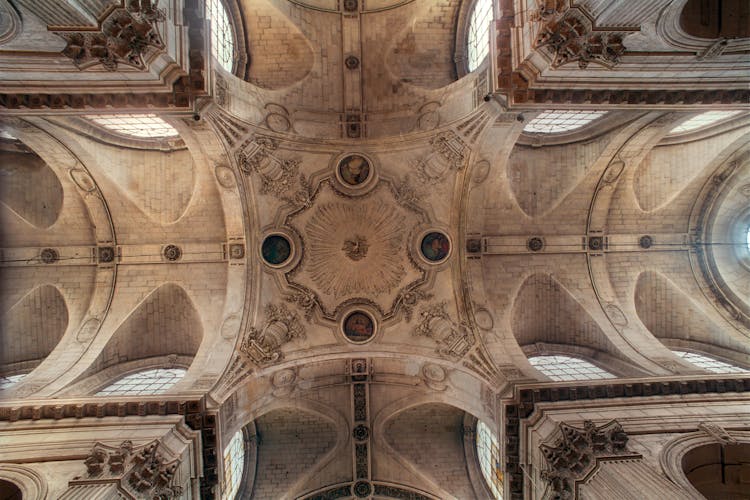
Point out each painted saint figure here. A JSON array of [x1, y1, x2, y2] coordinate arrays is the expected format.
[[420, 232, 450, 262], [343, 312, 374, 342]]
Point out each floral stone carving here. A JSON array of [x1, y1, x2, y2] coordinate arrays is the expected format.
[[540, 420, 637, 499], [76, 439, 182, 498], [240, 303, 305, 365], [58, 0, 166, 71]]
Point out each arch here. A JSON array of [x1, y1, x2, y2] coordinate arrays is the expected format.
[[81, 284, 203, 383], [0, 284, 68, 377], [511, 273, 637, 376], [660, 430, 750, 500], [246, 406, 341, 499], [0, 139, 63, 229], [634, 270, 750, 367], [679, 0, 750, 39], [0, 464, 48, 499]]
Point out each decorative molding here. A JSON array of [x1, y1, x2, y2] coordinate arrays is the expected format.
[[540, 420, 637, 499], [57, 0, 166, 71], [239, 303, 305, 365], [76, 440, 182, 498], [698, 422, 738, 444], [237, 136, 301, 196]]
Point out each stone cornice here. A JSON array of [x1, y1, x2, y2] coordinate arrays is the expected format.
[[502, 375, 750, 500], [0, 396, 220, 499]]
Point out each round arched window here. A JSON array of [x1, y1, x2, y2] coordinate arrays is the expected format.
[[207, 0, 235, 72], [467, 0, 493, 72], [221, 430, 245, 499], [672, 351, 748, 374], [668, 111, 742, 134], [476, 420, 503, 499], [0, 374, 26, 390], [528, 355, 616, 381], [95, 368, 186, 396], [523, 110, 608, 134], [86, 114, 179, 138]]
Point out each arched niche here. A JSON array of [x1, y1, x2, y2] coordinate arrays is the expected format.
[[683, 442, 750, 499], [680, 0, 750, 39], [0, 479, 21, 500]]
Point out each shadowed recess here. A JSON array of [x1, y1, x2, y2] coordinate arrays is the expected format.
[[511, 273, 626, 359], [87, 284, 203, 374], [0, 284, 68, 373], [385, 0, 460, 89], [251, 408, 337, 499], [240, 0, 314, 88], [384, 403, 475, 499], [634, 271, 750, 357], [507, 137, 609, 218], [0, 145, 63, 229]]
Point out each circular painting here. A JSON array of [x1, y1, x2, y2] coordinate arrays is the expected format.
[[420, 232, 450, 262], [343, 311, 374, 343], [338, 154, 370, 186], [261, 234, 292, 266]]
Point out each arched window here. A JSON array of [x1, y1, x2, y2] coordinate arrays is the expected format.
[[523, 110, 608, 134], [86, 114, 179, 138], [207, 0, 235, 72], [476, 420, 503, 499], [0, 374, 25, 390], [467, 0, 493, 72], [529, 355, 616, 381], [221, 430, 245, 499], [95, 368, 186, 396], [668, 111, 742, 134], [672, 351, 748, 374], [746, 226, 750, 251]]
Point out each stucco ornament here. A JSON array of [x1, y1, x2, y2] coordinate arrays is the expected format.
[[240, 303, 305, 365]]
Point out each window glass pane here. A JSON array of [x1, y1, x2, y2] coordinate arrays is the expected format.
[[669, 111, 742, 134], [96, 368, 186, 396], [86, 114, 179, 138], [207, 0, 235, 72], [222, 431, 245, 499], [529, 355, 616, 381], [523, 110, 608, 134], [476, 420, 503, 499], [0, 374, 26, 390], [672, 351, 748, 374], [467, 0, 493, 72]]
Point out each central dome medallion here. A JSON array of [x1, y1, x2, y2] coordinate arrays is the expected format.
[[284, 180, 427, 320]]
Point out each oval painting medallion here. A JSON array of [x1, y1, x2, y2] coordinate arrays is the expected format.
[[420, 232, 450, 262], [343, 311, 375, 343], [338, 154, 370, 186], [261, 234, 292, 266]]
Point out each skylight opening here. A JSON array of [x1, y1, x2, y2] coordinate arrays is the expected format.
[[222, 431, 245, 499], [207, 0, 235, 72], [529, 355, 616, 381], [672, 351, 748, 374], [0, 374, 26, 390], [96, 368, 186, 396], [523, 110, 608, 134], [86, 114, 179, 138], [467, 0, 493, 72], [669, 111, 742, 134], [476, 420, 503, 499]]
